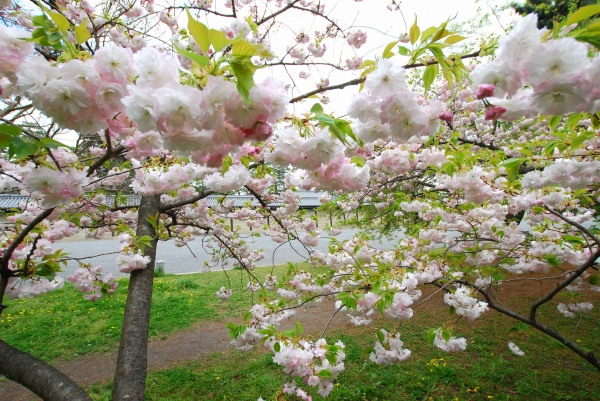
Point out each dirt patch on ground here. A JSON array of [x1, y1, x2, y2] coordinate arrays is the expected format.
[[0, 299, 361, 401], [1, 269, 597, 400]]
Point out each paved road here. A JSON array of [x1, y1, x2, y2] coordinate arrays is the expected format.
[[55, 230, 403, 278]]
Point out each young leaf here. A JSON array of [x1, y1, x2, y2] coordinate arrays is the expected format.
[[420, 26, 438, 43], [310, 103, 324, 114], [208, 28, 232, 51], [398, 45, 409, 56], [382, 40, 399, 58], [229, 59, 255, 103], [376, 329, 385, 343], [563, 234, 586, 245], [47, 10, 70, 33], [186, 9, 210, 52], [296, 321, 303, 335], [350, 156, 366, 167], [74, 22, 91, 44], [542, 254, 560, 267], [317, 369, 334, 378], [232, 40, 258, 57], [422, 64, 436, 91], [222, 155, 233, 174], [566, 4, 600, 25], [444, 35, 467, 45], [409, 16, 420, 44], [548, 115, 561, 130], [173, 44, 210, 67], [499, 158, 523, 169]]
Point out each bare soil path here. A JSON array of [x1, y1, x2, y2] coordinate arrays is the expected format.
[[0, 299, 365, 401]]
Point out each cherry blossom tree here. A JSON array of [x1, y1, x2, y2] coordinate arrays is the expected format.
[[1, 1, 600, 401]]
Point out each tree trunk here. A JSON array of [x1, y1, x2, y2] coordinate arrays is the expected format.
[[0, 339, 91, 401], [111, 194, 160, 400]]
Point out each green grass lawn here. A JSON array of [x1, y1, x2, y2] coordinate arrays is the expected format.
[[2, 264, 599, 400], [86, 307, 600, 401], [0, 265, 288, 362]]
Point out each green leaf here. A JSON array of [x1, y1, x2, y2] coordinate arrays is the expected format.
[[317, 369, 334, 378], [376, 329, 385, 343], [444, 35, 467, 45], [552, 338, 568, 349], [382, 40, 399, 58], [0, 123, 22, 136], [398, 45, 409, 56], [296, 321, 303, 335], [9, 137, 38, 159], [350, 156, 366, 167], [232, 40, 258, 57], [499, 157, 523, 169], [273, 342, 281, 352], [589, 275, 600, 286], [38, 137, 69, 149], [492, 272, 505, 281], [138, 235, 154, 248], [208, 28, 232, 51], [310, 103, 324, 114], [441, 329, 451, 343], [0, 133, 13, 148], [232, 40, 274, 58], [567, 4, 600, 25], [425, 328, 437, 344], [221, 155, 233, 174], [409, 16, 420, 44], [74, 21, 91, 44], [430, 20, 451, 43], [510, 321, 529, 332], [422, 65, 436, 91], [548, 115, 561, 130], [229, 59, 255, 103], [563, 234, 586, 245], [449, 305, 455, 315], [440, 162, 456, 176], [47, 10, 70, 33], [326, 351, 337, 365], [173, 44, 210, 67], [570, 135, 589, 151], [186, 8, 210, 53], [542, 254, 560, 267], [420, 26, 438, 43]]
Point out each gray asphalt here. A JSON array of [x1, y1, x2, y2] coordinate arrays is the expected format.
[[55, 229, 403, 279]]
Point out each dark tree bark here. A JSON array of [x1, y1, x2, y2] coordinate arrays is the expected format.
[[0, 340, 91, 401], [111, 194, 160, 400]]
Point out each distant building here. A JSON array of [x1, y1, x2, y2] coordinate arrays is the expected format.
[[0, 191, 327, 213]]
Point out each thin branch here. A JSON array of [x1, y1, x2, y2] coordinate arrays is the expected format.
[[529, 247, 600, 321], [544, 206, 600, 247], [289, 50, 481, 103]]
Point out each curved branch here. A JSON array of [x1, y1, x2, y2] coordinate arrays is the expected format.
[[289, 50, 481, 103], [159, 190, 215, 212], [1, 208, 55, 271], [257, 0, 302, 26], [529, 247, 600, 321], [544, 206, 600, 247], [0, 340, 92, 401], [478, 286, 600, 371]]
